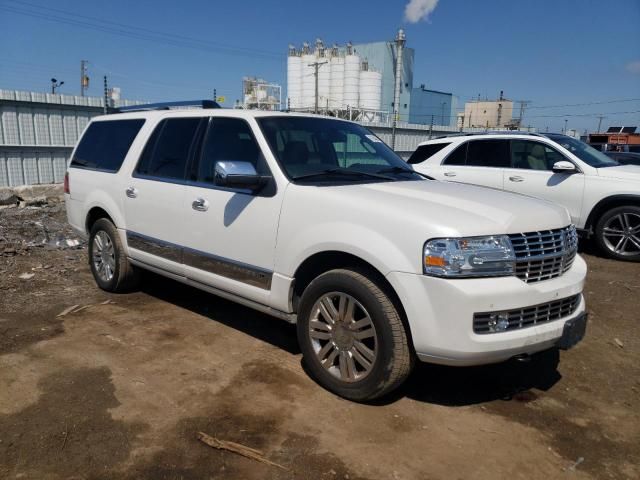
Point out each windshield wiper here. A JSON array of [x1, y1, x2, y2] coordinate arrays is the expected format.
[[292, 168, 395, 181], [375, 166, 435, 180]]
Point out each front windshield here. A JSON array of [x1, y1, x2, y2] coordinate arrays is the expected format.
[[547, 135, 619, 168], [257, 116, 421, 182]]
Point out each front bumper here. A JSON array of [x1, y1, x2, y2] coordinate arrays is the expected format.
[[386, 254, 587, 366]]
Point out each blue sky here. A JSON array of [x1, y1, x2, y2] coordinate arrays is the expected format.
[[1, 0, 639, 132]]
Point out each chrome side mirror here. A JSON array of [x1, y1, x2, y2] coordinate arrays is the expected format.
[[552, 160, 577, 174], [214, 161, 270, 191]]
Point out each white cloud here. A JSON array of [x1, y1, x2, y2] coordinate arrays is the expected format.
[[625, 60, 640, 74], [404, 0, 439, 23]]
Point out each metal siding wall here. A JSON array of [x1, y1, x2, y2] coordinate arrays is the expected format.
[[34, 109, 51, 145], [18, 108, 36, 145], [63, 112, 78, 145], [2, 108, 20, 144], [52, 152, 68, 182], [49, 112, 64, 146], [0, 153, 7, 186], [22, 152, 39, 185], [37, 151, 54, 184], [7, 153, 24, 186]]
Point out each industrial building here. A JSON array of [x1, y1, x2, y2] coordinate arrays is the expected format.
[[286, 31, 457, 127], [409, 85, 458, 127], [460, 93, 515, 129], [241, 77, 282, 111]]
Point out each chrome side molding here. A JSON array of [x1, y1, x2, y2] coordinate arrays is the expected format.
[[126, 230, 272, 290]]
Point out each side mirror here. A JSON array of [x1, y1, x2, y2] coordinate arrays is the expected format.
[[552, 160, 577, 174], [214, 161, 271, 191]]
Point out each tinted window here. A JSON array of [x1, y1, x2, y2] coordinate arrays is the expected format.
[[408, 143, 451, 164], [71, 119, 144, 172], [195, 118, 268, 184], [135, 118, 201, 180], [466, 140, 510, 167], [442, 143, 467, 165], [510, 141, 569, 170]]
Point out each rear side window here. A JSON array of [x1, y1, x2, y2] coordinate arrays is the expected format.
[[71, 119, 144, 172], [135, 118, 201, 180], [466, 140, 510, 167], [407, 143, 451, 164], [443, 142, 467, 165]]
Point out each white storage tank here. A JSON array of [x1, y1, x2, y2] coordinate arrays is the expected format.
[[318, 62, 331, 109], [286, 47, 302, 109], [301, 52, 316, 110], [343, 47, 360, 109], [359, 68, 382, 111], [329, 49, 344, 109]]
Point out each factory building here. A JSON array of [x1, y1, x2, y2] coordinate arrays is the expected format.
[[409, 85, 458, 127], [461, 93, 515, 129], [286, 33, 456, 126]]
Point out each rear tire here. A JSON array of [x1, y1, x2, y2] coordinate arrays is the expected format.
[[594, 206, 640, 262], [88, 218, 140, 292], [297, 268, 413, 401]]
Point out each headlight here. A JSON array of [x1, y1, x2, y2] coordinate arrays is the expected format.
[[423, 235, 515, 278]]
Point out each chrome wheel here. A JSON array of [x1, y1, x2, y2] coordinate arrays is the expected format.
[[92, 230, 116, 281], [602, 212, 640, 256], [308, 292, 378, 383]]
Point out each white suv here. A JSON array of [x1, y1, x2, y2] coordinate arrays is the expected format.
[[65, 106, 587, 400], [410, 133, 640, 261]]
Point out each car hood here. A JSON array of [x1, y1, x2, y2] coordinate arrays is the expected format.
[[289, 180, 571, 238], [355, 180, 570, 235], [597, 164, 640, 181]]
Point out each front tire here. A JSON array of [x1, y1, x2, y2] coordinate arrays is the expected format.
[[297, 268, 413, 401], [88, 218, 140, 292], [594, 206, 640, 261]]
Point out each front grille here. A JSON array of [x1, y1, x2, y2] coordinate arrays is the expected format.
[[508, 226, 578, 283], [474, 294, 581, 334]]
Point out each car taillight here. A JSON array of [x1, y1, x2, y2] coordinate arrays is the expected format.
[[64, 172, 70, 194]]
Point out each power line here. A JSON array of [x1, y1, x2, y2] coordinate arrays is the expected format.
[[0, 2, 282, 62], [7, 0, 281, 59]]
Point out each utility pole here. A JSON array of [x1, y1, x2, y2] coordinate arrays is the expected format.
[[517, 100, 531, 129], [80, 60, 89, 97], [391, 28, 406, 150], [429, 114, 434, 139], [308, 61, 327, 114], [103, 75, 108, 114], [564, 119, 568, 134], [596, 115, 606, 133]]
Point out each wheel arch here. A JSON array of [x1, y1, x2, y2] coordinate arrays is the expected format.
[[585, 195, 640, 232], [291, 250, 415, 351], [85, 206, 115, 234]]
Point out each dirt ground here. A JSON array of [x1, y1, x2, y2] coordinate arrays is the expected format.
[[0, 202, 638, 480]]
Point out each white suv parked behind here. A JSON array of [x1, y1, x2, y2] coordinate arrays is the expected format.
[[410, 133, 640, 261], [66, 105, 587, 400]]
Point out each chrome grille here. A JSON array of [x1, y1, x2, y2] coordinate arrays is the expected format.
[[474, 294, 581, 334], [508, 226, 578, 283]]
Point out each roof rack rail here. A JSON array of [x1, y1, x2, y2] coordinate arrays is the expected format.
[[115, 100, 221, 113]]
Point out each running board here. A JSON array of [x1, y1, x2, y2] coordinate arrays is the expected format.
[[128, 258, 297, 324]]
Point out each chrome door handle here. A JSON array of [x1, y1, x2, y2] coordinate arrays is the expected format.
[[126, 186, 138, 198], [509, 176, 524, 182], [443, 172, 457, 177], [192, 197, 209, 212]]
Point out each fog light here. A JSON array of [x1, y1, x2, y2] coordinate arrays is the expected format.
[[488, 313, 510, 332]]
